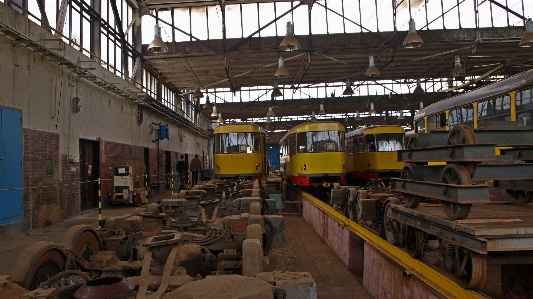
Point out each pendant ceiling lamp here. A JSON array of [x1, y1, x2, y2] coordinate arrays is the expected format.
[[267, 107, 276, 117], [274, 57, 289, 78], [354, 111, 362, 120], [310, 111, 317, 121], [279, 21, 300, 51], [365, 56, 380, 76], [210, 104, 218, 118], [369, 103, 376, 115], [217, 113, 224, 123], [318, 104, 326, 115], [193, 81, 204, 99], [266, 116, 272, 123], [342, 79, 354, 95], [271, 81, 283, 97], [519, 18, 533, 47], [452, 56, 463, 75], [403, 19, 424, 48], [398, 110, 405, 120], [203, 95, 212, 110], [413, 79, 424, 94], [147, 24, 168, 54]]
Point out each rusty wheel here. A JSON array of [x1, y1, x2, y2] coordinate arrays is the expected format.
[[440, 164, 473, 220], [61, 225, 102, 264], [400, 164, 421, 208], [447, 124, 478, 177], [354, 190, 367, 224], [347, 188, 358, 221], [11, 241, 67, 290], [406, 136, 418, 149], [457, 249, 487, 291], [506, 189, 533, 206], [383, 202, 400, 245], [399, 226, 425, 258]]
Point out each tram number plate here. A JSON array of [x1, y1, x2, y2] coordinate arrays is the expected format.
[[231, 220, 248, 234]]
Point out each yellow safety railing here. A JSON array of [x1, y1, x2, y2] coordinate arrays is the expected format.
[[293, 185, 481, 299]]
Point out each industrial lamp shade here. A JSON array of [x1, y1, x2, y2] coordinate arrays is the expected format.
[[403, 19, 424, 49], [203, 95, 212, 110], [210, 105, 218, 118], [369, 103, 376, 115], [267, 107, 276, 117], [266, 116, 273, 123], [217, 113, 224, 123], [318, 103, 326, 115], [274, 57, 289, 78], [413, 79, 424, 94], [272, 81, 283, 97], [310, 111, 317, 121], [354, 111, 362, 120], [279, 21, 300, 51], [193, 81, 204, 98], [147, 24, 168, 54], [342, 79, 354, 95], [365, 56, 380, 76], [519, 18, 533, 47], [452, 56, 463, 75], [398, 110, 405, 120]]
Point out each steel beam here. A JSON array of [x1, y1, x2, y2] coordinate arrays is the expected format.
[[391, 178, 490, 204], [397, 144, 496, 163]]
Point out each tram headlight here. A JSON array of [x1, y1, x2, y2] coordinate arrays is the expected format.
[[256, 163, 259, 170], [303, 164, 306, 170]]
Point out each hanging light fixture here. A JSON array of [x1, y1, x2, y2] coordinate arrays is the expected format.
[[520, 18, 533, 47], [369, 103, 376, 115], [318, 103, 326, 115], [342, 79, 354, 95], [345, 115, 349, 123], [274, 57, 289, 78], [217, 113, 224, 123], [403, 19, 424, 48], [147, 23, 168, 54], [267, 107, 276, 117], [203, 95, 212, 110], [193, 81, 204, 99], [271, 81, 283, 97], [413, 79, 424, 94], [210, 104, 218, 118], [398, 110, 405, 120], [365, 56, 380, 76], [266, 116, 273, 123], [354, 111, 362, 120], [310, 111, 317, 121], [279, 21, 300, 51], [419, 102, 424, 109], [452, 56, 463, 75]]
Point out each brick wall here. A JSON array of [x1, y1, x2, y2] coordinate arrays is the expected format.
[[101, 141, 145, 203]]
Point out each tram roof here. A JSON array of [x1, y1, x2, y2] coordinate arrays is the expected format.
[[279, 121, 345, 143], [345, 125, 405, 138], [414, 69, 533, 121], [213, 123, 266, 134]]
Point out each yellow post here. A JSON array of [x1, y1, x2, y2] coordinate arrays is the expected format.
[[98, 178, 102, 228], [510, 91, 517, 121]]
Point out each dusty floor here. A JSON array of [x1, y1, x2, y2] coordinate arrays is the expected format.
[[0, 190, 372, 299]]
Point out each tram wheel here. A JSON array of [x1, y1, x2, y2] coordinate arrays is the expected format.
[[383, 202, 400, 245], [61, 225, 102, 264], [406, 136, 418, 149], [354, 190, 368, 224], [403, 227, 425, 258], [457, 249, 487, 291], [506, 189, 533, 205], [401, 164, 421, 208], [10, 241, 68, 290], [447, 124, 478, 177], [440, 164, 473, 220]]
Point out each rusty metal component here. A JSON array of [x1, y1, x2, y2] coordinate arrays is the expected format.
[[40, 270, 91, 288], [216, 250, 242, 274], [0, 275, 29, 299], [10, 241, 68, 291], [61, 225, 102, 266], [139, 212, 166, 239], [73, 276, 134, 299]]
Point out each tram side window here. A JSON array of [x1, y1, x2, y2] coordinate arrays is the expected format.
[[288, 134, 296, 155], [478, 96, 511, 124], [365, 135, 377, 152], [415, 120, 424, 133], [355, 137, 364, 153], [297, 132, 308, 153], [449, 106, 473, 127], [517, 89, 533, 126], [346, 137, 354, 154]]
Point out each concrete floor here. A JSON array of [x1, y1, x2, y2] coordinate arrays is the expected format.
[[0, 190, 372, 299]]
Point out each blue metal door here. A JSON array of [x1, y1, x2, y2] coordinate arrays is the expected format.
[[0, 107, 23, 225]]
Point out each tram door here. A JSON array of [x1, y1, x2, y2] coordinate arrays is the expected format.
[[0, 107, 23, 225], [79, 139, 100, 211]]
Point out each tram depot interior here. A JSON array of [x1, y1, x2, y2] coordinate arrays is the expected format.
[[1, 0, 533, 298]]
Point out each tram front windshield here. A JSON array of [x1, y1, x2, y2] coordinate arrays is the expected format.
[[297, 131, 344, 153], [365, 133, 404, 152], [215, 132, 261, 154]]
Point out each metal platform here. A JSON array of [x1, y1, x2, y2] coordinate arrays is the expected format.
[[391, 203, 533, 254]]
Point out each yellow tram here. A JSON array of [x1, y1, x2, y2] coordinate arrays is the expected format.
[[213, 123, 267, 181], [345, 125, 405, 183], [279, 121, 345, 186]]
